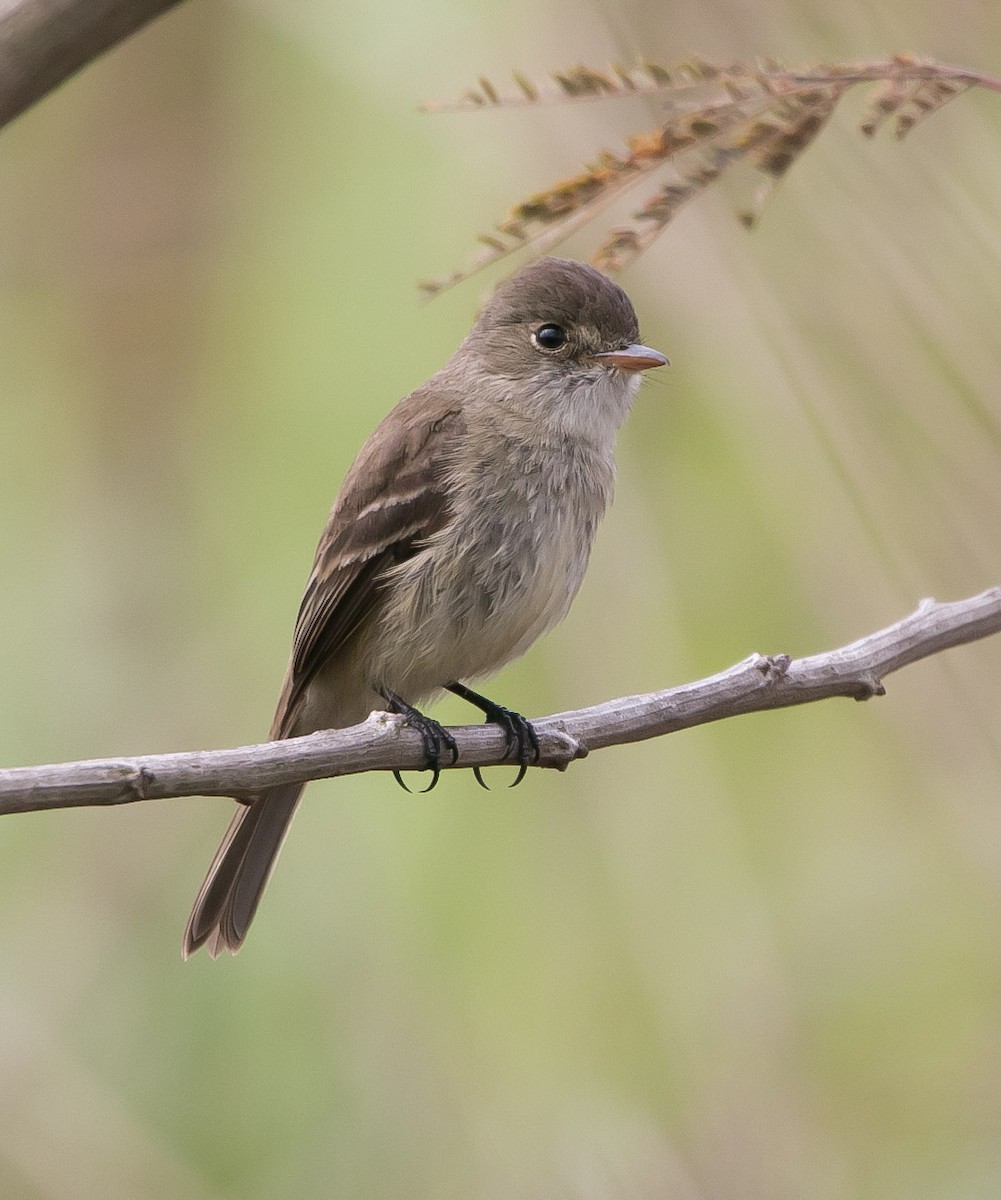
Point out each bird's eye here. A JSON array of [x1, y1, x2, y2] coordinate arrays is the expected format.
[[532, 324, 567, 351]]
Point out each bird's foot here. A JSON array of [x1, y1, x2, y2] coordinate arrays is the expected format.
[[381, 690, 459, 793], [445, 682, 540, 789]]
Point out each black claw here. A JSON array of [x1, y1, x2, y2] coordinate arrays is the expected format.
[[508, 762, 529, 789], [472, 766, 491, 791], [446, 682, 540, 788], [418, 766, 441, 794], [382, 689, 458, 792]]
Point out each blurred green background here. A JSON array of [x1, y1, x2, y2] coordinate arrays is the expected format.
[[2, 1, 1001, 1196]]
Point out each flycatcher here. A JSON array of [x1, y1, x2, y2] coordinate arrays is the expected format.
[[184, 257, 667, 957]]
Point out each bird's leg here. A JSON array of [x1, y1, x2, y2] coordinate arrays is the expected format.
[[379, 688, 459, 793], [445, 682, 541, 790]]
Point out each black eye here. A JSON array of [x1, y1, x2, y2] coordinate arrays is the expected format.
[[532, 323, 567, 351]]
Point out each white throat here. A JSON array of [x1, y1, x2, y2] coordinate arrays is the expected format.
[[542, 367, 642, 449]]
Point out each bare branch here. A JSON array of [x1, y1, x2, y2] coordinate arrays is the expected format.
[[0, 0, 186, 131], [2, 589, 999, 816]]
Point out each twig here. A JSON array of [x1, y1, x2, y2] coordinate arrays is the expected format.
[[2, 589, 998, 815], [0, 0, 186, 131]]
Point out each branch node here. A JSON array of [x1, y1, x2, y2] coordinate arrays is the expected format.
[[852, 675, 886, 701], [756, 653, 792, 679], [544, 727, 588, 771], [129, 766, 158, 801]]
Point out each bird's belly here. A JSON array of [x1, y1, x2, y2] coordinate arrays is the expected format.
[[361, 503, 594, 701]]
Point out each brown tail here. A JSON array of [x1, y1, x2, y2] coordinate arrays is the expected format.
[[182, 782, 304, 958]]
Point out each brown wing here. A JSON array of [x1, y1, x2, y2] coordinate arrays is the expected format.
[[273, 390, 463, 737]]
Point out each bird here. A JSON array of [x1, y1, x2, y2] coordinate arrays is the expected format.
[[183, 256, 667, 957]]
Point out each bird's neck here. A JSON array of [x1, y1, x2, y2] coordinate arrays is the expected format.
[[464, 369, 639, 458]]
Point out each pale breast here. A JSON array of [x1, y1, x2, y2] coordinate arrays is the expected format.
[[361, 434, 615, 700]]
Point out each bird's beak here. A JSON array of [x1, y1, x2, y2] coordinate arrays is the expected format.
[[594, 343, 669, 372]]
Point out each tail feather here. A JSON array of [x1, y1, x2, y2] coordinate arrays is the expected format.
[[183, 782, 304, 958]]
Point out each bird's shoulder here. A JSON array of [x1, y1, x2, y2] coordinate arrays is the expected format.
[[333, 384, 466, 516]]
